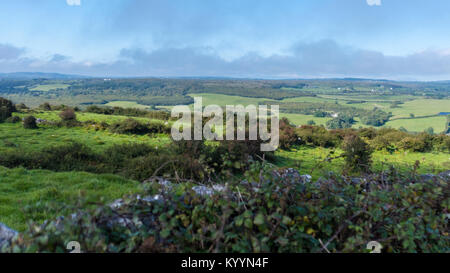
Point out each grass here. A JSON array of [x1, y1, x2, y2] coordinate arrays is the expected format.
[[276, 146, 449, 179], [389, 99, 450, 118], [14, 111, 160, 125], [0, 123, 170, 153], [188, 93, 276, 106], [105, 101, 153, 109], [29, 84, 71, 92], [383, 116, 447, 133], [281, 113, 331, 126], [0, 166, 142, 231]]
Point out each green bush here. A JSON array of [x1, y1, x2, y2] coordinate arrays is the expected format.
[[0, 97, 16, 122], [23, 116, 38, 129], [279, 117, 299, 150], [5, 116, 21, 123], [59, 108, 77, 121], [5, 162, 448, 253], [110, 118, 150, 135], [342, 135, 373, 173]]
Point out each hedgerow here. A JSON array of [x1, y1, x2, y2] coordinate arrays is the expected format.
[[3, 161, 448, 253]]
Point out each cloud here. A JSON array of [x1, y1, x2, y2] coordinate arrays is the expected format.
[[66, 0, 81, 6], [1, 40, 450, 80], [366, 0, 381, 6], [0, 44, 25, 60]]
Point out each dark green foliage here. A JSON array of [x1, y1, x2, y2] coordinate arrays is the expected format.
[[279, 117, 299, 150], [5, 162, 449, 253], [39, 102, 52, 111], [5, 116, 21, 123], [23, 115, 38, 129], [86, 105, 171, 120], [109, 118, 152, 135], [0, 97, 16, 122], [15, 103, 29, 111], [326, 115, 355, 129], [342, 135, 373, 173], [296, 125, 338, 148], [59, 108, 76, 121]]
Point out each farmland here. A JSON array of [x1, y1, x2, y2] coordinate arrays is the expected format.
[[0, 78, 449, 252]]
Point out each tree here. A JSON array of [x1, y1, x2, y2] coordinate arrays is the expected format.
[[59, 108, 77, 121], [23, 116, 38, 129], [0, 97, 16, 122], [342, 135, 373, 173], [424, 127, 434, 135], [40, 102, 52, 111]]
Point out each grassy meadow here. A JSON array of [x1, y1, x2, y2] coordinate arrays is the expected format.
[[0, 166, 142, 231]]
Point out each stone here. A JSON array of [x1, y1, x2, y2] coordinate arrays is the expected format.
[[0, 223, 18, 249], [192, 186, 215, 197]]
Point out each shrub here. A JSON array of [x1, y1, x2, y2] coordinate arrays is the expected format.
[[59, 108, 77, 121], [39, 102, 52, 111], [0, 97, 16, 122], [6, 163, 448, 253], [296, 125, 338, 148], [342, 134, 373, 173], [110, 118, 149, 135], [23, 116, 38, 129], [279, 117, 299, 150], [5, 116, 21, 123], [38, 142, 100, 172], [15, 103, 29, 111], [103, 143, 158, 170]]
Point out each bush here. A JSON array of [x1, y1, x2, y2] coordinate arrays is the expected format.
[[296, 125, 338, 148], [6, 163, 448, 253], [23, 116, 38, 129], [279, 118, 299, 150], [342, 135, 373, 173], [110, 118, 150, 135], [0, 97, 16, 122], [39, 102, 52, 111], [59, 108, 77, 121], [5, 116, 21, 123]]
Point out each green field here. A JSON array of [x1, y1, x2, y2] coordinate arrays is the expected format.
[[384, 116, 447, 133], [276, 146, 450, 178], [14, 111, 163, 125], [0, 166, 142, 231], [30, 84, 71, 92], [389, 99, 450, 118], [188, 93, 275, 106], [105, 101, 153, 109], [0, 123, 170, 153]]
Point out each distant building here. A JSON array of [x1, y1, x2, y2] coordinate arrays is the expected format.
[[331, 113, 339, 118]]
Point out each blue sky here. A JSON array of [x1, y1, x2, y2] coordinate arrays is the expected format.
[[0, 0, 449, 80]]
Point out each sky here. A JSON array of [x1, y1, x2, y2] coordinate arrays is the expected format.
[[0, 0, 449, 80]]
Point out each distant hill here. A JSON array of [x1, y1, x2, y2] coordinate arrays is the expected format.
[[0, 72, 90, 80]]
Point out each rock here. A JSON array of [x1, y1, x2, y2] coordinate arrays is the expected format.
[[109, 199, 125, 209], [143, 177, 173, 193], [273, 168, 312, 184], [438, 170, 450, 181], [0, 223, 18, 249], [192, 186, 215, 197], [420, 174, 436, 182], [139, 194, 164, 203], [301, 175, 312, 183]]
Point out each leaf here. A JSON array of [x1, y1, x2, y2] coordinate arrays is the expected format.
[[254, 213, 265, 226]]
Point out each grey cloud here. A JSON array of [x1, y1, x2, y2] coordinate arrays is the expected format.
[[50, 54, 70, 63], [0, 44, 25, 60], [1, 40, 450, 80]]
